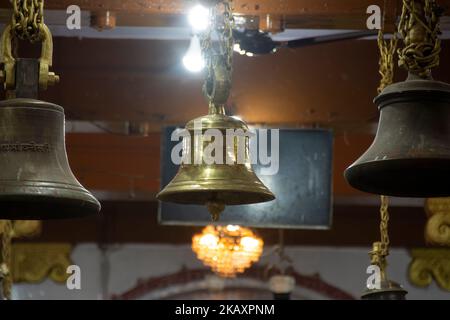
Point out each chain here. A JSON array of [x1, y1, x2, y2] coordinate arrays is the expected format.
[[379, 195, 390, 256], [200, 0, 234, 107], [371, 1, 396, 273], [377, 0, 398, 93], [200, 4, 214, 98], [398, 0, 441, 78], [221, 0, 234, 75], [0, 220, 13, 300], [11, 0, 45, 43]]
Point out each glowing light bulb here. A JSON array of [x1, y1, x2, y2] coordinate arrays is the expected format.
[[188, 4, 210, 32], [183, 35, 205, 72]]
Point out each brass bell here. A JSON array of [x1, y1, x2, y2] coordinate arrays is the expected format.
[[345, 74, 450, 197], [361, 242, 408, 300], [158, 4, 275, 220], [157, 104, 275, 220], [0, 98, 101, 219]]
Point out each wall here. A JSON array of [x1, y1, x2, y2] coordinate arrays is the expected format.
[[12, 244, 449, 300]]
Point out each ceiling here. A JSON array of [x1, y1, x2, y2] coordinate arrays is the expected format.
[[1, 0, 449, 131]]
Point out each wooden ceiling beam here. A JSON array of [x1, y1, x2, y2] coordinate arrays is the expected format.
[[1, 0, 401, 16], [1, 1, 449, 30], [0, 0, 406, 30]]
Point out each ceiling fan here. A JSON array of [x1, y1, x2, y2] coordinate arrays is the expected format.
[[233, 29, 378, 56]]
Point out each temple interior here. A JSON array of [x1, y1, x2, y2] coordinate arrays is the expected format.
[[0, 0, 449, 301]]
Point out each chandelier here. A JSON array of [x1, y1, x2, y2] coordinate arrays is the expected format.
[[192, 225, 263, 278]]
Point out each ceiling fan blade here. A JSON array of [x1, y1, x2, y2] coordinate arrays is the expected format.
[[284, 30, 379, 49]]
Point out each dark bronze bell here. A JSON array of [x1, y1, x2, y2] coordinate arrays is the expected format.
[[157, 104, 275, 220], [0, 98, 101, 219], [345, 74, 450, 197], [361, 279, 408, 300]]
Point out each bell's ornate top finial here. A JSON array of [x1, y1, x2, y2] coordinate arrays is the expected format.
[[397, 0, 442, 79]]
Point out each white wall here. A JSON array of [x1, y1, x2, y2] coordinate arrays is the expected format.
[[12, 244, 449, 300]]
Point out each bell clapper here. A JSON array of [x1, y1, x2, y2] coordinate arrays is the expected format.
[[207, 202, 225, 222]]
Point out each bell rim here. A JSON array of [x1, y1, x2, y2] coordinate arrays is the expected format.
[[0, 181, 101, 219], [157, 187, 275, 205], [0, 195, 101, 220], [0, 98, 64, 113], [345, 157, 450, 197], [361, 280, 407, 298]]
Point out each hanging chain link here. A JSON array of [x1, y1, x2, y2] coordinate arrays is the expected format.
[[371, 1, 397, 272], [200, 0, 234, 107], [200, 4, 214, 99], [11, 0, 45, 43], [377, 0, 398, 93], [0, 220, 13, 300], [379, 195, 390, 256], [397, 0, 441, 78], [221, 0, 234, 76], [370, 196, 390, 273]]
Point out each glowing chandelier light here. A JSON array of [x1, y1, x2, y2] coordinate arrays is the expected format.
[[192, 225, 264, 278]]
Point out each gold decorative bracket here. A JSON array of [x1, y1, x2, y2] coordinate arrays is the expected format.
[[425, 198, 450, 246], [409, 248, 450, 291], [11, 243, 73, 284]]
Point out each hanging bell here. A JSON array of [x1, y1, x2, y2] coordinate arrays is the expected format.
[[158, 44, 274, 220], [345, 74, 450, 197], [157, 104, 275, 220], [361, 279, 408, 300], [0, 98, 101, 219], [361, 242, 408, 300]]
